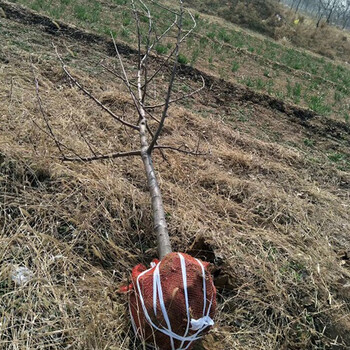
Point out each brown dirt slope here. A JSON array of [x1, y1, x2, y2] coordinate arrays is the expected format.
[[0, 1, 350, 350]]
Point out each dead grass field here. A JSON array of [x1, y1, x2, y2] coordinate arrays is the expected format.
[[1, 2, 350, 350]]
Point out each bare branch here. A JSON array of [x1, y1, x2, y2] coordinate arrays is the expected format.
[[141, 45, 177, 89], [147, 3, 183, 154], [31, 119, 84, 161], [69, 112, 97, 157], [142, 14, 177, 102], [58, 143, 204, 163], [101, 62, 157, 102], [142, 14, 177, 62], [133, 0, 153, 105], [146, 123, 168, 162], [145, 1, 195, 44], [33, 75, 64, 156], [139, 7, 191, 90], [101, 63, 138, 89], [131, 0, 142, 72], [141, 63, 149, 105], [145, 75, 205, 109], [59, 144, 203, 163], [154, 145, 206, 156], [54, 45, 139, 131], [139, 0, 152, 53], [111, 34, 144, 119], [133, 1, 174, 256], [145, 108, 161, 124], [32, 82, 95, 161], [61, 150, 141, 162], [180, 9, 197, 43]]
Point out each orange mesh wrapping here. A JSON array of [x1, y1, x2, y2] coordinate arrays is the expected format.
[[128, 252, 216, 350]]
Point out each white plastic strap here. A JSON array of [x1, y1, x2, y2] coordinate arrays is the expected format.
[[190, 316, 214, 331], [132, 253, 214, 350], [178, 253, 190, 349]]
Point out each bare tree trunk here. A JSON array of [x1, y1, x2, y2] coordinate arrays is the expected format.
[[139, 119, 172, 259]]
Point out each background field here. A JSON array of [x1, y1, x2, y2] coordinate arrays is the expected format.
[[1, 0, 350, 349], [5, 0, 350, 122]]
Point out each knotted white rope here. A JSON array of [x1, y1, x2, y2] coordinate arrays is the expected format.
[[132, 253, 214, 350]]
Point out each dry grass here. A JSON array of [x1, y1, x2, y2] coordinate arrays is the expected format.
[[1, 10, 350, 350]]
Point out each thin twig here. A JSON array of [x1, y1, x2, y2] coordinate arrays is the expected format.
[[69, 112, 97, 157], [61, 150, 141, 162], [141, 12, 177, 62], [140, 13, 177, 103], [132, 0, 142, 73], [146, 123, 168, 162], [101, 63, 138, 89], [141, 45, 177, 89], [33, 75, 66, 158], [101, 61, 157, 102], [145, 108, 161, 124], [111, 34, 143, 119], [147, 3, 183, 154], [139, 0, 153, 56], [155, 144, 206, 156], [180, 9, 197, 43], [139, 0, 152, 104], [145, 75, 205, 109], [31, 119, 84, 161]]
